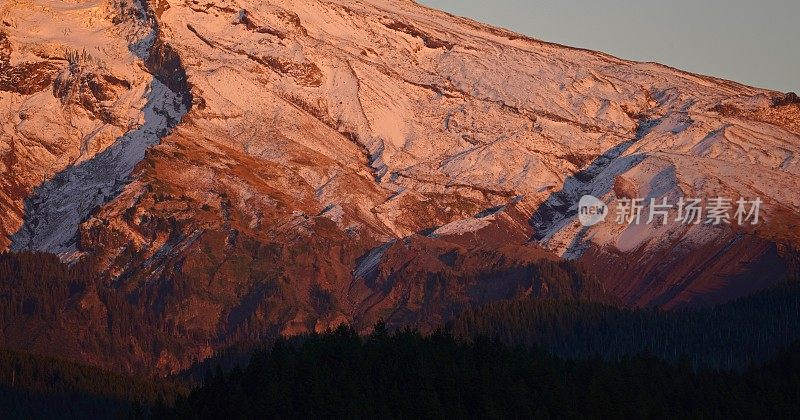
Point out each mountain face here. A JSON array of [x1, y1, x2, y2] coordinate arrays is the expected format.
[[1, 0, 799, 373]]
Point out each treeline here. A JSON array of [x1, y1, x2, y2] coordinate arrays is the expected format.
[[0, 348, 183, 419], [450, 281, 800, 369], [153, 325, 800, 419], [0, 250, 191, 374], [0, 251, 93, 321]]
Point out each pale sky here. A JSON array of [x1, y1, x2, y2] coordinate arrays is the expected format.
[[419, 0, 799, 93]]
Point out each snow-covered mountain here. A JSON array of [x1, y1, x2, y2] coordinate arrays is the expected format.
[[1, 0, 799, 371]]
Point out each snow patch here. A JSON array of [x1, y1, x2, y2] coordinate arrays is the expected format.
[[11, 79, 187, 255]]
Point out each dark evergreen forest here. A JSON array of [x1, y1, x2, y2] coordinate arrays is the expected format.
[[450, 282, 800, 369], [153, 325, 800, 419], [3, 250, 800, 418], [0, 348, 182, 419]]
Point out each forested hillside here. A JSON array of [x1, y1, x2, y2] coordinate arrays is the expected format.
[[451, 281, 800, 369], [3, 249, 800, 418], [153, 325, 800, 419], [0, 250, 608, 375], [0, 348, 182, 419], [0, 251, 193, 374]]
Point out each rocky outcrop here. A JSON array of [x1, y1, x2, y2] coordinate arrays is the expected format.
[[0, 32, 60, 95], [773, 92, 800, 107], [52, 51, 132, 124]]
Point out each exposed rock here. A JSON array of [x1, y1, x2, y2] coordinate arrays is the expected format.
[[774, 92, 800, 107], [0, 32, 59, 94]]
